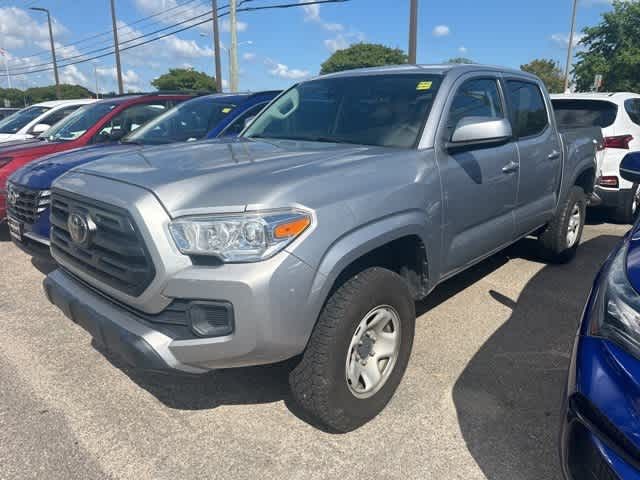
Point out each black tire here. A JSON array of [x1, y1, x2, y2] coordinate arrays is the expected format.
[[538, 186, 586, 264], [289, 267, 415, 432], [613, 184, 639, 224]]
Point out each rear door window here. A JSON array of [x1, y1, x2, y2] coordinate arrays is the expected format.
[[94, 102, 168, 142], [32, 105, 81, 132], [625, 99, 640, 126], [552, 99, 618, 129], [506, 81, 549, 138]]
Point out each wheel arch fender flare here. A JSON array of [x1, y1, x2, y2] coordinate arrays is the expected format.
[[303, 210, 431, 334]]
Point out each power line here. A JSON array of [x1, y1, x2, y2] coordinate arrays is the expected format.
[[7, 0, 350, 77], [7, 0, 212, 64]]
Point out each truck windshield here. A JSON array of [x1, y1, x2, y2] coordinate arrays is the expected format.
[[43, 102, 119, 142], [0, 106, 50, 134], [125, 96, 238, 145], [243, 74, 443, 148], [552, 99, 618, 129]]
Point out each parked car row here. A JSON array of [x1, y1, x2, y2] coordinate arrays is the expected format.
[[4, 90, 280, 256], [0, 64, 638, 479]]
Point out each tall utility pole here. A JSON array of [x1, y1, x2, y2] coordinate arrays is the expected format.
[[408, 0, 419, 64], [30, 7, 60, 98], [229, 0, 239, 92], [211, 0, 223, 92], [110, 0, 124, 94], [564, 0, 578, 93]]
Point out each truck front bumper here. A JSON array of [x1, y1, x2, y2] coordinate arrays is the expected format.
[[44, 250, 320, 374]]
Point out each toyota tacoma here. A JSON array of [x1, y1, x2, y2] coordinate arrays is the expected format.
[[43, 65, 602, 432]]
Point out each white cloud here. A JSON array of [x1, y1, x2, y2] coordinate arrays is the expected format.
[[0, 7, 68, 52], [242, 52, 257, 61], [60, 65, 88, 85], [324, 35, 349, 53], [299, 0, 344, 32], [266, 59, 309, 80], [551, 32, 585, 48], [96, 65, 144, 91], [459, 46, 468, 54], [433, 25, 450, 37], [324, 31, 366, 53], [220, 18, 248, 33]]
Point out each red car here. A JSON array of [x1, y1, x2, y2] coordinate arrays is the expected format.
[[0, 93, 191, 220]]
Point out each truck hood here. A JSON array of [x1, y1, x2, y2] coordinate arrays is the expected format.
[[9, 143, 140, 190], [72, 138, 415, 216]]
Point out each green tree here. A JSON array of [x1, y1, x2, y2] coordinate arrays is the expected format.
[[520, 59, 565, 93], [151, 68, 217, 91], [445, 57, 475, 64], [320, 43, 407, 75], [573, 0, 640, 92], [0, 84, 94, 107]]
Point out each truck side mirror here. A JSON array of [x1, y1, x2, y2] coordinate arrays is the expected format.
[[447, 117, 512, 150], [620, 152, 640, 184]]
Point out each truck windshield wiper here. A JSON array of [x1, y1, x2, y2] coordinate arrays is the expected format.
[[247, 134, 355, 145]]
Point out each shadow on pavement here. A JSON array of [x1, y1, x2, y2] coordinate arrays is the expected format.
[[452, 234, 621, 480], [86, 233, 620, 440], [95, 339, 295, 410]]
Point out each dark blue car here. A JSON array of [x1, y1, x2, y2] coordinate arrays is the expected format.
[[561, 151, 640, 479], [7, 90, 279, 259]]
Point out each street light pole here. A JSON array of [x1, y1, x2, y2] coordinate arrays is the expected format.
[[92, 61, 100, 99], [110, 0, 124, 95], [30, 7, 60, 99], [229, 0, 239, 92], [564, 0, 578, 93], [408, 0, 419, 64], [211, 0, 223, 93]]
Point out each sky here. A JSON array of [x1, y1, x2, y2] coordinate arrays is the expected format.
[[0, 0, 620, 94]]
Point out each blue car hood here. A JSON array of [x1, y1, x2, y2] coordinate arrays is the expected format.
[[9, 143, 141, 190]]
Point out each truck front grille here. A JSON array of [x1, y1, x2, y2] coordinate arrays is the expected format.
[[49, 191, 155, 296], [6, 183, 50, 224]]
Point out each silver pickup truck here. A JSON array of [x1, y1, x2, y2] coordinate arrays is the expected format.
[[43, 64, 602, 432]]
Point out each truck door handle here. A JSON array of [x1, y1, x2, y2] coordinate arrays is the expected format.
[[548, 150, 560, 160], [502, 161, 519, 174]]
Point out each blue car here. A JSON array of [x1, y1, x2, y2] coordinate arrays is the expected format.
[[561, 151, 640, 479], [7, 90, 279, 259]]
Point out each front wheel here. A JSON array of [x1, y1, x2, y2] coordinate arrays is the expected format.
[[289, 267, 415, 432], [537, 186, 586, 263]]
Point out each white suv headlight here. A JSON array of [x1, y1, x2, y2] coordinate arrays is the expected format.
[[168, 209, 312, 262]]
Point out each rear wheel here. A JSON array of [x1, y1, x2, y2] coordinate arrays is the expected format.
[[538, 186, 586, 263], [289, 267, 415, 432]]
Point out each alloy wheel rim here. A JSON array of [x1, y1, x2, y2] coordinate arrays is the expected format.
[[566, 204, 581, 248], [345, 305, 401, 399]]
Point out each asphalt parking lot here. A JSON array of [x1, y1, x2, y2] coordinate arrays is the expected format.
[[0, 218, 629, 480]]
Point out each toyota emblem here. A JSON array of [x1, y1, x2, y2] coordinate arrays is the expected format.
[[67, 212, 95, 246], [7, 187, 18, 206]]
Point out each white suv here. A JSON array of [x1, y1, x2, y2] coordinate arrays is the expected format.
[[552, 92, 640, 223], [0, 98, 96, 143]]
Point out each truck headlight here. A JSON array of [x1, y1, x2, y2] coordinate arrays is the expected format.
[[591, 243, 640, 358], [168, 209, 312, 262]]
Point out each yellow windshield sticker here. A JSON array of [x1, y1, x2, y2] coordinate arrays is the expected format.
[[222, 107, 232, 113], [416, 81, 433, 91]]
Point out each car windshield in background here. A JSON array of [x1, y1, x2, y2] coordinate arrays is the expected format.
[[43, 102, 118, 142], [126, 97, 237, 145], [243, 74, 443, 148], [0, 106, 50, 134], [552, 99, 618, 129]]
